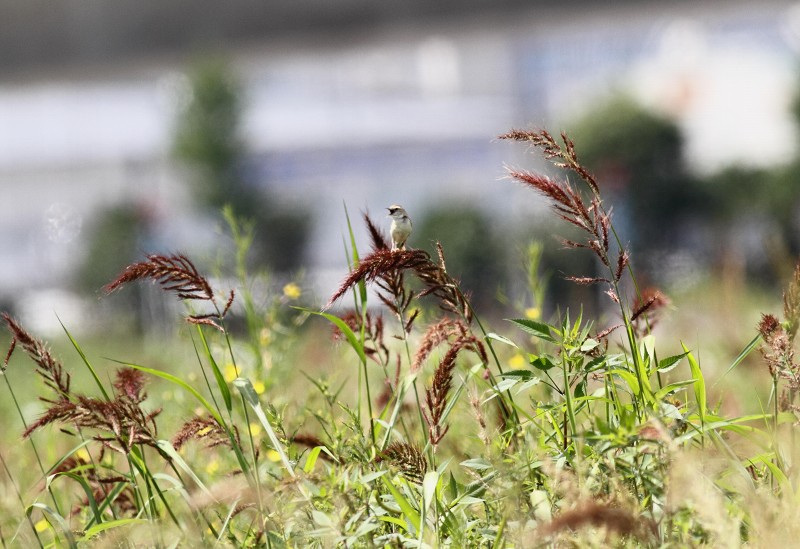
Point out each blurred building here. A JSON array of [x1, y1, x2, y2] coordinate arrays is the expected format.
[[1, 0, 799, 325]]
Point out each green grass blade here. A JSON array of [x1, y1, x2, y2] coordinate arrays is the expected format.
[[156, 440, 215, 501], [683, 344, 706, 420], [195, 325, 232, 412], [233, 377, 296, 478], [344, 202, 368, 305], [382, 476, 421, 534], [27, 502, 76, 548], [110, 360, 223, 426], [80, 519, 148, 542], [714, 334, 762, 387], [300, 308, 367, 364], [58, 472, 103, 526], [58, 317, 110, 401]]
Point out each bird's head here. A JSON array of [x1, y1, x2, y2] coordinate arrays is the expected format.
[[387, 205, 408, 218]]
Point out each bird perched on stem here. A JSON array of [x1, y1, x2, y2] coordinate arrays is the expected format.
[[387, 205, 412, 251]]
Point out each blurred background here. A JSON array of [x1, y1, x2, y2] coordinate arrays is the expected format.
[[2, 0, 800, 338]]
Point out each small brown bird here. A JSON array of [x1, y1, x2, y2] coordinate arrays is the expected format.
[[387, 205, 412, 250]]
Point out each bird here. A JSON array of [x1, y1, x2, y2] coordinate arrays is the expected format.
[[387, 205, 412, 251]]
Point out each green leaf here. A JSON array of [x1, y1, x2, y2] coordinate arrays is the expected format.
[[377, 515, 410, 531], [506, 318, 556, 342], [683, 344, 706, 420], [113, 360, 223, 426], [530, 355, 557, 371], [195, 325, 232, 412], [233, 377, 296, 478], [312, 510, 333, 528], [422, 471, 439, 515], [360, 471, 387, 484], [580, 338, 599, 352], [301, 309, 367, 364], [485, 333, 519, 348], [715, 334, 762, 387], [460, 458, 492, 470], [303, 446, 323, 474], [156, 440, 215, 501], [382, 476, 421, 533], [501, 369, 535, 380], [60, 317, 110, 401], [654, 379, 696, 402], [344, 203, 368, 306], [81, 519, 149, 541], [27, 502, 76, 547], [658, 352, 689, 373], [57, 472, 103, 526], [609, 369, 640, 396], [493, 378, 519, 393]]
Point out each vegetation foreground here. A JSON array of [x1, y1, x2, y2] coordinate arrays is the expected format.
[[1, 131, 798, 548]]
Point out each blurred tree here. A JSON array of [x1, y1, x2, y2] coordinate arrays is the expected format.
[[173, 59, 310, 272], [415, 205, 507, 312], [73, 203, 158, 332], [701, 166, 790, 285], [568, 96, 705, 263], [75, 204, 143, 297]]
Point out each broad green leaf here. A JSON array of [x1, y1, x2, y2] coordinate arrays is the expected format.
[[485, 332, 519, 348], [658, 352, 689, 373], [51, 471, 102, 527], [312, 510, 333, 528], [422, 471, 439, 515], [530, 355, 557, 371], [506, 318, 556, 342], [493, 378, 519, 393], [580, 338, 599, 353], [303, 446, 323, 474], [501, 369, 535, 380]]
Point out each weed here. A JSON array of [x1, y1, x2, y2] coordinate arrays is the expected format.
[[0, 129, 796, 548]]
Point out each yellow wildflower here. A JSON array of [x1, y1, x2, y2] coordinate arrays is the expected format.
[[223, 363, 238, 382], [283, 282, 302, 300], [509, 353, 526, 369], [205, 459, 219, 475], [525, 307, 541, 320]]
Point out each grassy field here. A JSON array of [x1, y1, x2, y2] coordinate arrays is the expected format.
[[1, 130, 797, 548]]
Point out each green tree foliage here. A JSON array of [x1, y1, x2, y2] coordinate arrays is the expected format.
[[173, 59, 310, 272], [75, 204, 144, 297], [568, 96, 704, 254], [415, 205, 506, 311]]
